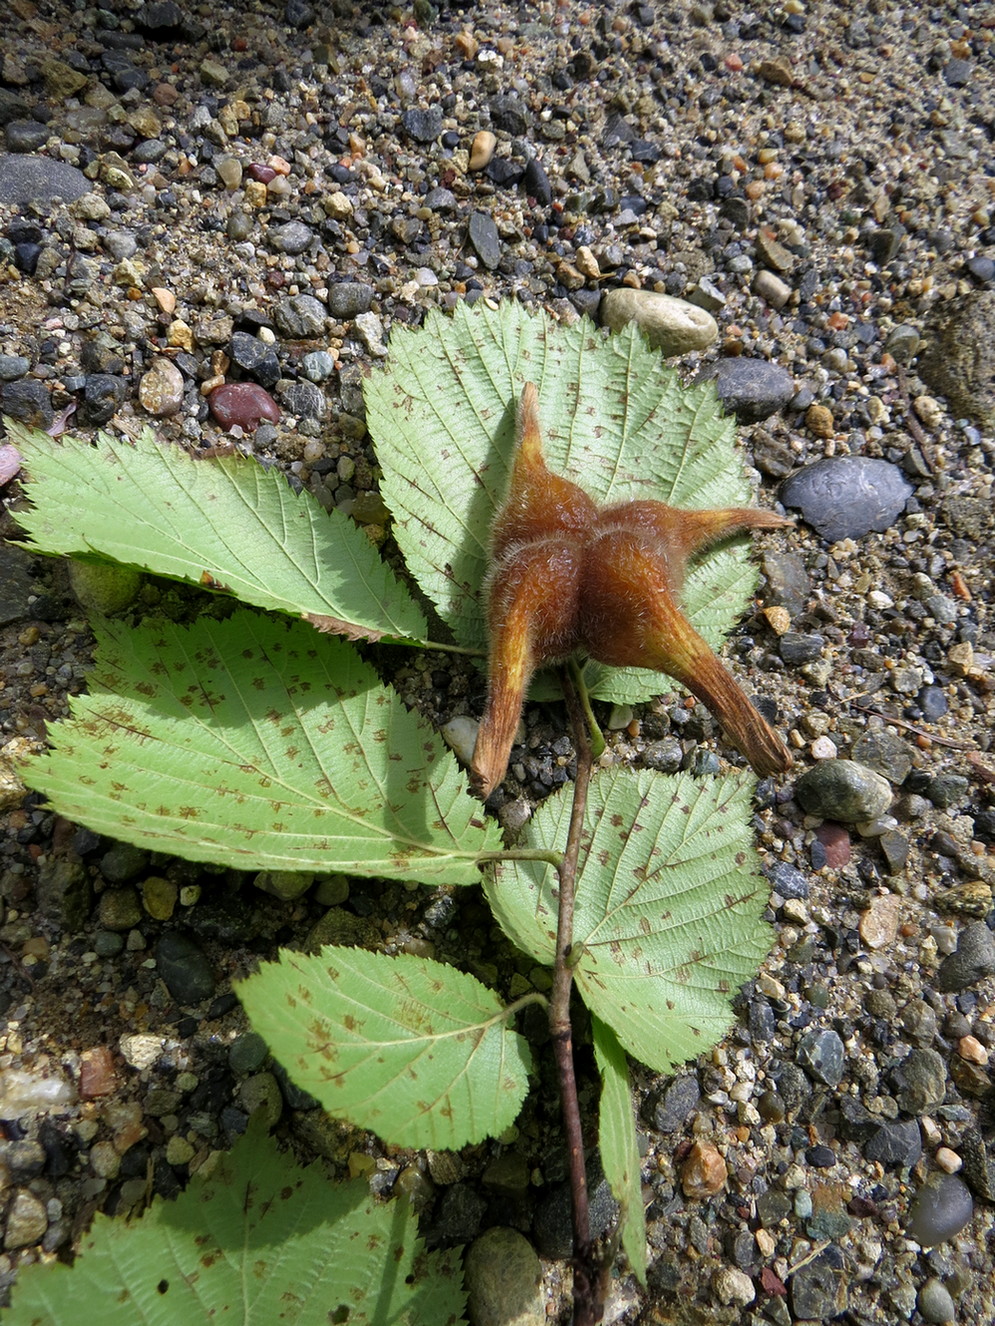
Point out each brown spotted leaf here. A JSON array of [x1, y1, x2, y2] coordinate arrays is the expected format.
[[237, 946, 533, 1150], [484, 768, 771, 1073], [7, 420, 429, 645], [5, 1115, 465, 1326], [21, 610, 501, 883]]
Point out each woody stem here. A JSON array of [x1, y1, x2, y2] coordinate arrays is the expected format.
[[550, 664, 602, 1326]]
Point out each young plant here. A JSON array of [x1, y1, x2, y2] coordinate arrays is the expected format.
[[5, 302, 784, 1324]]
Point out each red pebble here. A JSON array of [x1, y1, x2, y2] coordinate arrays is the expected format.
[[208, 382, 280, 431], [814, 821, 851, 869], [245, 163, 277, 184], [79, 1045, 117, 1099]]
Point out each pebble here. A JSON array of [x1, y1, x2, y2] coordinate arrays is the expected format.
[[795, 760, 893, 823], [859, 893, 900, 950], [865, 1119, 923, 1167], [797, 1028, 845, 1087], [468, 211, 502, 270], [208, 382, 280, 431], [2, 378, 53, 428], [918, 1279, 956, 1325], [680, 1141, 727, 1198], [78, 1046, 117, 1100], [712, 1265, 755, 1308], [229, 332, 281, 388], [4, 1191, 48, 1250], [893, 1048, 947, 1114], [269, 220, 313, 255], [600, 289, 718, 357], [780, 456, 913, 543], [812, 822, 851, 869], [440, 715, 479, 770], [138, 357, 184, 417], [400, 106, 442, 143], [154, 931, 216, 1004], [650, 1075, 701, 1132], [907, 1173, 974, 1246], [752, 269, 792, 309], [699, 357, 795, 423], [469, 130, 497, 171], [0, 153, 89, 205], [353, 311, 388, 358], [936, 923, 995, 994], [791, 1249, 848, 1320], [273, 293, 326, 339], [463, 1227, 544, 1326], [327, 282, 374, 320], [851, 730, 914, 785]]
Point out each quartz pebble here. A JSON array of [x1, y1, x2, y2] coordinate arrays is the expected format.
[[601, 289, 718, 357]]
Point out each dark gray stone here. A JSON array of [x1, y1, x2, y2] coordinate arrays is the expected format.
[[83, 374, 125, 425], [926, 774, 969, 810], [778, 631, 824, 665], [326, 281, 374, 319], [280, 380, 326, 420], [865, 1120, 922, 1167], [273, 293, 326, 338], [489, 95, 530, 135], [649, 1075, 700, 1132], [936, 923, 995, 994], [790, 1249, 847, 1319], [468, 211, 501, 270], [919, 685, 949, 720], [767, 861, 809, 900], [797, 1028, 846, 1087], [400, 107, 442, 143], [423, 186, 456, 212], [781, 456, 913, 542], [794, 759, 893, 823], [1, 378, 52, 428], [0, 353, 29, 381], [4, 121, 51, 153], [99, 843, 151, 883], [0, 153, 89, 205], [155, 932, 216, 1004], [229, 331, 281, 389], [533, 1170, 616, 1259], [0, 542, 35, 626], [523, 157, 552, 205], [698, 357, 795, 423], [761, 550, 811, 615], [907, 1173, 974, 1246]]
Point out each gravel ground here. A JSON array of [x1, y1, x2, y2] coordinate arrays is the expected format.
[[1, 1, 995, 1323]]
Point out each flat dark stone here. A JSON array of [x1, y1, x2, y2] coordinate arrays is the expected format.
[[468, 211, 501, 270], [698, 357, 795, 423], [780, 456, 913, 542], [400, 107, 442, 143], [0, 154, 89, 206], [522, 157, 551, 205]]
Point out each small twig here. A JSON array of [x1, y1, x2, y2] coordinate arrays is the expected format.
[[895, 363, 937, 474], [552, 663, 601, 1326], [854, 703, 977, 751]]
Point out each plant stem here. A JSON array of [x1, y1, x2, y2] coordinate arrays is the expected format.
[[569, 658, 606, 761], [551, 663, 602, 1326]]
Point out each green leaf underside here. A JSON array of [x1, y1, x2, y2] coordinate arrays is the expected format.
[[484, 768, 771, 1074], [21, 611, 501, 882], [6, 1117, 465, 1326], [593, 1017, 647, 1287], [7, 419, 429, 646], [366, 301, 761, 702], [238, 947, 532, 1150]]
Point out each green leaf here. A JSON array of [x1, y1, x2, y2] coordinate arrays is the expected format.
[[237, 946, 533, 1150], [5, 1117, 465, 1326], [484, 768, 771, 1073], [21, 610, 501, 883], [593, 1017, 647, 1287], [7, 419, 430, 645], [365, 301, 759, 701]]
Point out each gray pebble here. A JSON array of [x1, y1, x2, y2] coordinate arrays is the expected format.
[[229, 331, 280, 388], [353, 311, 388, 358], [753, 268, 792, 309], [699, 357, 795, 423], [865, 1120, 923, 1167], [907, 1173, 973, 1247], [270, 220, 313, 255], [100, 843, 151, 883], [400, 107, 442, 143], [326, 281, 374, 319], [767, 861, 809, 900], [790, 1249, 848, 1320], [0, 353, 29, 381], [918, 1278, 956, 1324], [0, 153, 89, 205], [795, 759, 893, 823], [424, 186, 456, 212], [229, 1031, 269, 1076], [778, 631, 824, 665], [936, 922, 995, 994], [4, 1189, 49, 1250], [273, 293, 326, 339], [780, 456, 913, 542], [4, 121, 53, 153], [797, 1027, 845, 1087], [468, 210, 502, 270], [761, 550, 811, 615], [83, 373, 126, 425], [650, 1074, 701, 1132], [851, 730, 914, 784], [301, 350, 336, 382], [642, 737, 683, 773], [155, 931, 216, 1004], [489, 95, 530, 135], [280, 380, 326, 420], [892, 1047, 947, 1114], [601, 288, 718, 356], [926, 774, 969, 810]]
